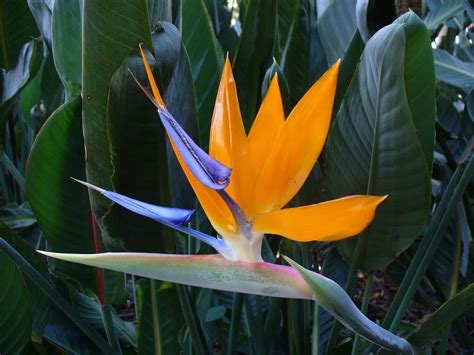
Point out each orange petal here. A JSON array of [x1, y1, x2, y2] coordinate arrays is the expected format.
[[139, 44, 165, 106], [252, 61, 340, 213], [247, 74, 285, 186], [209, 57, 251, 212], [171, 139, 236, 236], [252, 195, 387, 242]]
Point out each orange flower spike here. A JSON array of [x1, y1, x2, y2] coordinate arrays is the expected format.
[[252, 61, 341, 214], [209, 57, 252, 214], [247, 74, 285, 184]]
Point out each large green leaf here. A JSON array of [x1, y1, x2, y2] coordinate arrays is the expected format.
[[324, 18, 434, 271], [51, 0, 81, 97], [136, 280, 184, 354], [285, 257, 415, 355], [409, 284, 474, 346], [317, 0, 357, 65], [0, 0, 38, 69], [181, 0, 224, 146], [434, 49, 474, 93], [82, 0, 152, 248], [105, 56, 171, 252], [397, 12, 436, 175], [0, 250, 32, 354], [26, 96, 97, 289], [276, 0, 298, 57], [282, 0, 327, 107], [232, 0, 277, 128]]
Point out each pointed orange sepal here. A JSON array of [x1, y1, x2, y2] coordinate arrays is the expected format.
[[253, 195, 387, 242]]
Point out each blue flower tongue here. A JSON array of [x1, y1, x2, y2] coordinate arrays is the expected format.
[[157, 106, 231, 190], [73, 179, 194, 224]]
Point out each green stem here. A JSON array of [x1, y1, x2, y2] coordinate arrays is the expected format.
[[264, 297, 282, 351], [287, 299, 302, 355], [255, 296, 264, 355], [101, 304, 122, 354], [351, 273, 373, 355], [311, 304, 320, 355], [227, 293, 244, 355], [150, 279, 162, 355], [450, 207, 462, 297], [0, 238, 113, 354], [383, 158, 473, 332], [243, 297, 256, 355], [301, 246, 311, 355], [437, 207, 462, 354], [176, 284, 208, 355]]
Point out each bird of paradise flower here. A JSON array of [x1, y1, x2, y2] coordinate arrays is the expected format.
[[40, 45, 386, 297], [37, 46, 421, 354]]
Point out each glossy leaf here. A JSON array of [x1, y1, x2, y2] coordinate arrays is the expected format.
[[38, 251, 315, 299], [396, 12, 437, 173], [105, 55, 177, 252], [317, 0, 357, 65], [276, 0, 298, 56], [136, 280, 184, 354], [324, 18, 434, 271], [51, 0, 81, 97], [82, 0, 151, 247], [0, 250, 32, 354], [282, 0, 327, 106], [26, 96, 97, 288], [181, 0, 224, 145], [232, 0, 277, 128], [285, 257, 415, 354], [434, 49, 474, 93]]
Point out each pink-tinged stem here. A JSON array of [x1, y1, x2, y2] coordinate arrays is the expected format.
[[89, 212, 106, 304]]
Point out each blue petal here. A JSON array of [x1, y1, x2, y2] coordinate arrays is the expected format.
[[157, 106, 231, 190], [74, 179, 230, 255], [73, 179, 193, 224]]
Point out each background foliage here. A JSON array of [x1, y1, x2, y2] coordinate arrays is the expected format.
[[0, 0, 472, 354]]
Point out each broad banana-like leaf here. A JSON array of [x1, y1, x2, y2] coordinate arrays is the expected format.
[[325, 13, 435, 271], [38, 251, 313, 299]]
